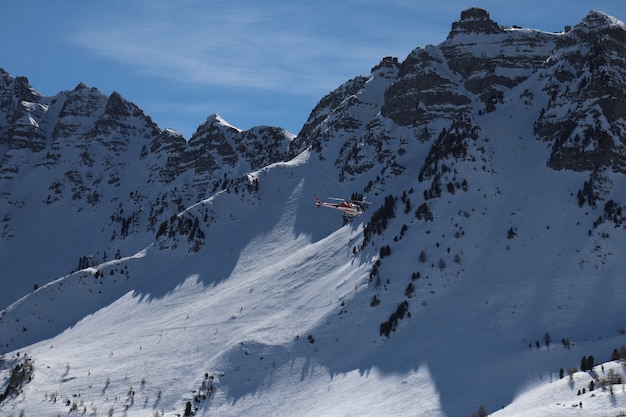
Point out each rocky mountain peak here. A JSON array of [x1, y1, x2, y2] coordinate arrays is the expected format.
[[578, 9, 625, 32], [197, 113, 241, 133], [13, 76, 40, 104], [73, 82, 89, 91], [447, 7, 503, 39], [189, 113, 240, 154], [103, 91, 130, 119]]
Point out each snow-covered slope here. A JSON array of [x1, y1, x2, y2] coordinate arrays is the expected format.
[[1, 7, 626, 417]]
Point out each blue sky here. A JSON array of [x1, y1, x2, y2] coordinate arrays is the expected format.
[[2, 1, 624, 139]]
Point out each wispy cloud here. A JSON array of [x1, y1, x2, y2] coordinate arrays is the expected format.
[[68, 0, 427, 97]]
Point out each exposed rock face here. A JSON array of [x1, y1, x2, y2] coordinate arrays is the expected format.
[[0, 74, 294, 249], [441, 10, 556, 113], [295, 7, 625, 184], [289, 75, 370, 157], [380, 7, 558, 140], [534, 11, 626, 173], [0, 71, 49, 173], [382, 45, 471, 132], [447, 7, 503, 38], [148, 128, 187, 183], [183, 115, 293, 192], [0, 7, 625, 247], [290, 57, 402, 181], [238, 125, 293, 170], [185, 115, 241, 176]]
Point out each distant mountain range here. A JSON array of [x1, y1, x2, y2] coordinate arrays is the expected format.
[[1, 8, 625, 417]]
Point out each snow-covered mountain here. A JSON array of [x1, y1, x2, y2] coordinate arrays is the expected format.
[[1, 7, 626, 416]]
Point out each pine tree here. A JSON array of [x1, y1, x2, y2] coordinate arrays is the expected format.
[[470, 405, 488, 417], [184, 400, 193, 416], [405, 282, 415, 298], [543, 331, 551, 347], [612, 348, 620, 361]]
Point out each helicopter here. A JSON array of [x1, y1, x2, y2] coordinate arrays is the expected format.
[[315, 196, 370, 218]]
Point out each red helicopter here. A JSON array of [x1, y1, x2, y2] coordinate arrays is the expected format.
[[315, 196, 370, 218]]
